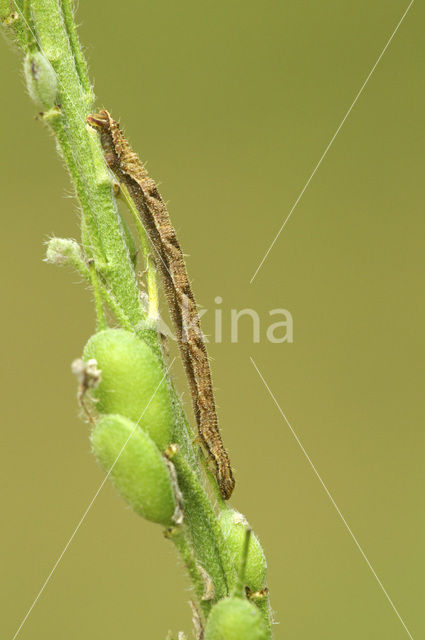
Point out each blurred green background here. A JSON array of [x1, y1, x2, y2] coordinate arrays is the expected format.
[[1, 1, 423, 638]]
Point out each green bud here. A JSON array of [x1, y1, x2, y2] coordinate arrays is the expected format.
[[83, 329, 174, 450], [219, 509, 267, 592], [24, 51, 58, 109], [91, 414, 176, 526], [45, 237, 84, 267], [205, 597, 269, 640]]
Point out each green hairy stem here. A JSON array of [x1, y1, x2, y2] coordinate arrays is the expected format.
[[1, 1, 273, 637]]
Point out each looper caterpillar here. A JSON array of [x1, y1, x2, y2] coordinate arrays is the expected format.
[[87, 110, 235, 500]]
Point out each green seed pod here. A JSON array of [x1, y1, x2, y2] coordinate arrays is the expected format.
[[219, 509, 267, 592], [205, 597, 269, 640], [91, 414, 176, 526], [83, 329, 174, 450], [24, 51, 57, 109]]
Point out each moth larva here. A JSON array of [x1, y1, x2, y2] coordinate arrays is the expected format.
[[88, 110, 235, 500]]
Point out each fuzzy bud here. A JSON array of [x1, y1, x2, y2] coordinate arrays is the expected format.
[[24, 51, 57, 109], [45, 237, 83, 266]]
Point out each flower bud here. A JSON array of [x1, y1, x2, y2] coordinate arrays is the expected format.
[[91, 414, 176, 526], [219, 509, 267, 592], [24, 51, 57, 109], [83, 329, 174, 450], [205, 597, 268, 640], [45, 237, 83, 266]]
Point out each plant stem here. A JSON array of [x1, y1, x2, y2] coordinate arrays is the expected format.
[[89, 259, 107, 331], [0, 0, 26, 47], [167, 446, 237, 601], [168, 528, 212, 618], [120, 183, 159, 323], [60, 0, 93, 104], [31, 0, 145, 333]]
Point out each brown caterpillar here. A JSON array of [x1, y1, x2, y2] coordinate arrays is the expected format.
[[87, 110, 235, 500]]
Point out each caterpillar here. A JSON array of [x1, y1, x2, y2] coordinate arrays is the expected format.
[[87, 110, 235, 500]]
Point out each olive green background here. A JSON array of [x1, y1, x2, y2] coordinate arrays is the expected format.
[[1, 1, 423, 638]]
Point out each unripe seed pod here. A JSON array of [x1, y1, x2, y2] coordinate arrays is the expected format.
[[91, 414, 176, 526], [219, 509, 267, 592], [24, 51, 57, 109], [83, 329, 174, 450], [205, 597, 269, 640]]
